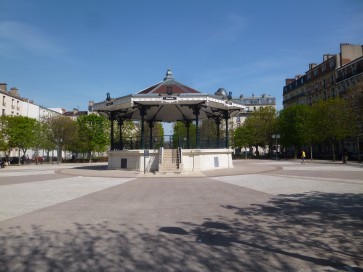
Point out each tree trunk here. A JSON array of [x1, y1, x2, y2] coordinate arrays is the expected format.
[[331, 140, 336, 161], [357, 135, 361, 163], [309, 143, 313, 160]]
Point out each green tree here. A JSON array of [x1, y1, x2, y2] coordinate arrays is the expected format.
[[199, 119, 218, 147], [311, 98, 353, 161], [173, 121, 196, 148], [46, 115, 77, 163], [4, 116, 37, 163], [76, 114, 109, 162], [0, 115, 8, 153], [278, 104, 314, 159], [143, 121, 164, 149], [345, 79, 363, 162], [234, 124, 254, 151], [244, 107, 278, 155]]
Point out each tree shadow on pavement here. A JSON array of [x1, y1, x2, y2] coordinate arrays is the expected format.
[[0, 192, 362, 272]]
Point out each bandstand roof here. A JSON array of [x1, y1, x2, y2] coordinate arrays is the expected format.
[[93, 69, 245, 122]]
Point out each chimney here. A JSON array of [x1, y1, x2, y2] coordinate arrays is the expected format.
[[285, 78, 294, 85], [0, 83, 7, 92], [323, 54, 335, 61], [9, 87, 19, 97], [309, 63, 317, 70], [88, 100, 94, 112]]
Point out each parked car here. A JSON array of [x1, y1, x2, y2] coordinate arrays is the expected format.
[[0, 157, 5, 168], [32, 156, 44, 164], [42, 156, 59, 163], [9, 157, 20, 165]]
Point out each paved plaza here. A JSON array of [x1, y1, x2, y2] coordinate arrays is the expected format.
[[0, 160, 362, 272]]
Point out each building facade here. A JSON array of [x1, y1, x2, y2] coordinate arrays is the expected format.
[[230, 93, 276, 156], [0, 83, 62, 158], [282, 43, 363, 159], [283, 43, 363, 108], [1, 83, 23, 117], [232, 93, 276, 128]]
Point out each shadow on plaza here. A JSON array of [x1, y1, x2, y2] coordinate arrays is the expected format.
[[73, 164, 108, 171], [0, 192, 362, 272]]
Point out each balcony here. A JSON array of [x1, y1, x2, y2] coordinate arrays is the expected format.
[[336, 67, 363, 83]]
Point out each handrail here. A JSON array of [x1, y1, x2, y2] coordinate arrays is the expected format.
[[177, 136, 182, 168], [159, 147, 163, 164]]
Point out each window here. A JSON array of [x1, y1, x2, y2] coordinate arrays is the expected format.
[[2, 96, 5, 106], [2, 109, 5, 116], [314, 69, 318, 76], [321, 64, 326, 72]]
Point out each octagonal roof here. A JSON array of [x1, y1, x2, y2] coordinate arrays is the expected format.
[[93, 69, 244, 122]]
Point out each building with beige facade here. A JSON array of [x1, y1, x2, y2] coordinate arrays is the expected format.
[[1, 83, 23, 117], [282, 43, 363, 159], [283, 43, 363, 108]]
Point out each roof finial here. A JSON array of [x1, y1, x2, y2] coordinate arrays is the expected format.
[[164, 68, 173, 81]]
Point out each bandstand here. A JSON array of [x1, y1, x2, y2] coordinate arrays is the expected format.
[[93, 69, 245, 173]]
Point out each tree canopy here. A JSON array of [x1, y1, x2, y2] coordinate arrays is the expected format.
[[76, 114, 109, 161]]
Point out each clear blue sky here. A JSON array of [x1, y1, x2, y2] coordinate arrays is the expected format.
[[1, 0, 362, 111]]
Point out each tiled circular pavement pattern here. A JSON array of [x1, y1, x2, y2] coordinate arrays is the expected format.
[[0, 160, 362, 272]]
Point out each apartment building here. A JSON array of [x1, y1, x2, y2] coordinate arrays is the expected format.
[[232, 93, 276, 127], [283, 43, 363, 108], [1, 83, 23, 116], [0, 83, 62, 158], [282, 43, 363, 159]]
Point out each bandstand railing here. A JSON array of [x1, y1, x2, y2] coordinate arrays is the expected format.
[[112, 135, 229, 150]]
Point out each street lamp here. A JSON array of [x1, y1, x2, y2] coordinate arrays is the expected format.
[[272, 134, 280, 160]]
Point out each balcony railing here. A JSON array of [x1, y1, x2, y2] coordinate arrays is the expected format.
[[336, 68, 363, 83]]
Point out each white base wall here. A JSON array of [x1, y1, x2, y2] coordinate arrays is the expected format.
[[108, 150, 159, 171], [180, 149, 233, 171], [108, 149, 233, 172]]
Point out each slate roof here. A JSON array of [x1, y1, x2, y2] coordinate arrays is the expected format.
[[136, 69, 200, 95]]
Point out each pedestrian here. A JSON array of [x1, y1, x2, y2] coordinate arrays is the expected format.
[[301, 150, 306, 164]]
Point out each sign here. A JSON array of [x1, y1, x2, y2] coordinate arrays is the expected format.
[[163, 96, 177, 101]]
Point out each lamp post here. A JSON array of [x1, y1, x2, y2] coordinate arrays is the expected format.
[[272, 134, 280, 160]]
